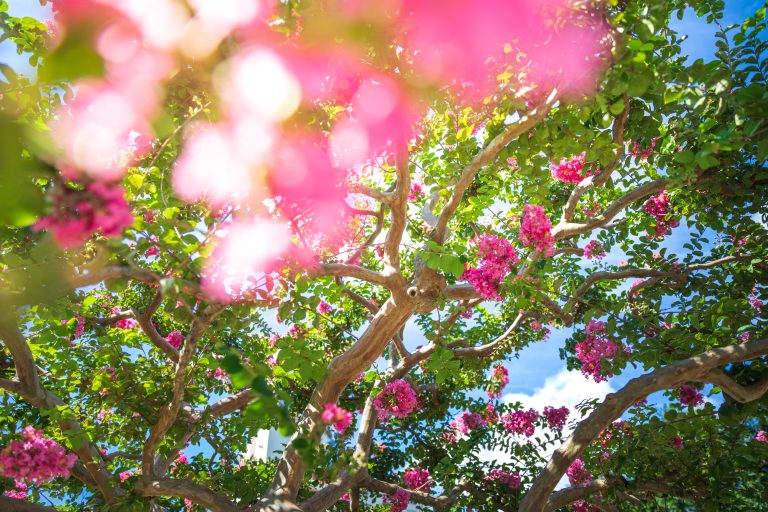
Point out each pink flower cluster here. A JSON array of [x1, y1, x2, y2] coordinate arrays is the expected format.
[[671, 436, 684, 449], [542, 406, 569, 431], [643, 190, 679, 238], [756, 431, 767, 443], [374, 380, 419, 421], [451, 411, 486, 435], [461, 234, 519, 300], [484, 468, 521, 490], [629, 138, 657, 159], [403, 467, 432, 492], [166, 330, 184, 349], [408, 182, 425, 201], [749, 291, 763, 313], [678, 384, 704, 407], [519, 205, 554, 256], [0, 427, 77, 483], [531, 320, 551, 341], [583, 240, 605, 260], [316, 300, 333, 315], [487, 364, 509, 399], [33, 182, 135, 249], [3, 480, 27, 500], [550, 152, 598, 184], [566, 458, 592, 485], [384, 487, 411, 512], [321, 403, 353, 434], [575, 320, 627, 382], [501, 408, 539, 437]]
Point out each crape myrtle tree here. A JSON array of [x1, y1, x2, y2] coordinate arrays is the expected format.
[[0, 0, 767, 510]]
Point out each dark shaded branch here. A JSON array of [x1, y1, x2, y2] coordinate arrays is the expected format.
[[135, 478, 238, 512]]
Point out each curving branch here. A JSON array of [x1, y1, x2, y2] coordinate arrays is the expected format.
[[520, 336, 768, 512], [361, 476, 466, 510], [544, 477, 621, 511], [382, 151, 411, 275], [135, 478, 238, 512], [431, 92, 558, 245], [453, 311, 532, 358], [347, 183, 394, 204], [263, 296, 416, 505], [705, 370, 768, 403], [142, 305, 220, 477], [0, 307, 117, 500], [0, 496, 62, 511], [552, 179, 668, 241]]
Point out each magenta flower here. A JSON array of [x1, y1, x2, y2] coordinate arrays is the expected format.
[[0, 427, 77, 483], [321, 403, 353, 434]]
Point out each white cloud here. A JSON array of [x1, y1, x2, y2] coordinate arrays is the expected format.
[[502, 367, 615, 415]]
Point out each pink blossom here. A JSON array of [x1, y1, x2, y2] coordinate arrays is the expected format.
[[749, 291, 763, 313], [316, 300, 333, 315], [574, 320, 628, 382], [119, 470, 134, 482], [671, 436, 684, 449], [321, 403, 353, 434], [678, 384, 704, 407], [643, 191, 679, 239], [3, 479, 27, 500], [166, 330, 184, 349], [550, 152, 599, 184], [175, 451, 188, 465], [583, 240, 605, 260], [0, 427, 77, 483], [74, 317, 85, 339], [408, 182, 424, 201], [530, 320, 551, 341], [756, 431, 768, 443], [403, 467, 432, 492], [519, 205, 554, 256], [629, 137, 657, 159], [374, 379, 419, 421], [542, 406, 569, 431], [484, 468, 521, 490], [33, 182, 135, 249], [486, 363, 509, 399], [500, 408, 539, 437], [566, 458, 592, 485], [146, 245, 160, 257], [461, 234, 519, 300], [383, 487, 410, 512], [115, 316, 138, 330], [452, 411, 486, 435], [213, 368, 230, 384]]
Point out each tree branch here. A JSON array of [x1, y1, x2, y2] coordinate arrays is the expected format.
[[431, 92, 558, 245], [135, 478, 238, 512], [142, 306, 220, 477], [520, 336, 768, 512], [310, 263, 390, 287], [705, 370, 768, 403], [347, 183, 393, 204], [552, 179, 668, 241], [0, 496, 63, 512]]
